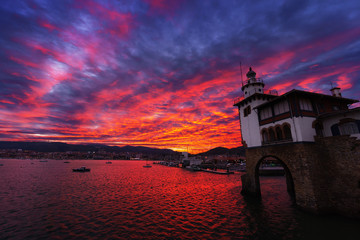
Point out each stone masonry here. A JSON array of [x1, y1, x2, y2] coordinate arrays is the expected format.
[[241, 135, 360, 218]]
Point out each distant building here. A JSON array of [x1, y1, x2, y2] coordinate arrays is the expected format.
[[181, 152, 202, 167]]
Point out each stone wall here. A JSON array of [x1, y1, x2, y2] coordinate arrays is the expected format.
[[242, 136, 360, 218], [314, 135, 360, 218]]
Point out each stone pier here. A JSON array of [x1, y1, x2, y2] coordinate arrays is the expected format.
[[241, 135, 360, 218]]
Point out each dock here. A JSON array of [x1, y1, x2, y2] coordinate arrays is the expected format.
[[201, 169, 234, 175]]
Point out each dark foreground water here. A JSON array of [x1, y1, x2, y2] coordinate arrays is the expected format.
[[0, 159, 359, 240]]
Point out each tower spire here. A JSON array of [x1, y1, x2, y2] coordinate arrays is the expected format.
[[241, 67, 265, 98]]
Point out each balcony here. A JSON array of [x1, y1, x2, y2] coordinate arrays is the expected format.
[[261, 138, 293, 146]]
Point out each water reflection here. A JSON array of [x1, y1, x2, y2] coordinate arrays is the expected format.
[[0, 159, 359, 239]]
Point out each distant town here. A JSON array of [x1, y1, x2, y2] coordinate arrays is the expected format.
[[0, 141, 245, 162]]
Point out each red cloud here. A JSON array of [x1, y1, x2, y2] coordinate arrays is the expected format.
[[143, 0, 184, 17], [74, 0, 134, 38], [38, 19, 58, 32]]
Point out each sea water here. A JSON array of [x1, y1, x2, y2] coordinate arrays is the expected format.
[[0, 159, 359, 239]]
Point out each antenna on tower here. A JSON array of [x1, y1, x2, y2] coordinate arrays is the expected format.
[[239, 61, 244, 87]]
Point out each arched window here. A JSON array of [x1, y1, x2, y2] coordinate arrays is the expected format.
[[275, 126, 283, 140], [339, 122, 359, 135], [269, 128, 276, 141], [331, 124, 340, 136], [261, 129, 269, 143], [283, 124, 292, 140]]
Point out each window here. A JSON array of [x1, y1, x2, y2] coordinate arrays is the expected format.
[[317, 103, 324, 113], [299, 98, 313, 111], [276, 126, 283, 140], [283, 124, 292, 139], [261, 130, 269, 142], [260, 106, 272, 120], [274, 101, 289, 115], [331, 124, 340, 136], [269, 128, 276, 141], [243, 106, 251, 117], [261, 124, 293, 144], [339, 122, 359, 135]]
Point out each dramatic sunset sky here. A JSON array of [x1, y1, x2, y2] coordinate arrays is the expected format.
[[0, 0, 359, 153]]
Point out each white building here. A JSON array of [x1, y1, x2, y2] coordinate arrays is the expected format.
[[234, 68, 360, 148]]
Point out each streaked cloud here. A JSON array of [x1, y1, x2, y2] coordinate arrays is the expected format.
[[0, 0, 359, 153]]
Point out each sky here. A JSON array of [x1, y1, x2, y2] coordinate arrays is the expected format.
[[0, 0, 359, 153]]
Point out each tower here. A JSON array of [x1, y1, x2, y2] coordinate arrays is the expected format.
[[241, 67, 265, 98], [234, 67, 276, 147]]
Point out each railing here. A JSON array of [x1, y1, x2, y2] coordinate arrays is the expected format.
[[261, 138, 293, 146], [233, 88, 278, 105], [266, 89, 278, 95], [244, 78, 264, 85]]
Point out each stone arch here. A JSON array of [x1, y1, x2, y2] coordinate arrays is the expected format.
[[254, 155, 296, 202]]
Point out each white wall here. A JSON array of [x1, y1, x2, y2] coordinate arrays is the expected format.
[[259, 117, 317, 142], [292, 117, 317, 142], [239, 98, 268, 147], [242, 83, 264, 98]]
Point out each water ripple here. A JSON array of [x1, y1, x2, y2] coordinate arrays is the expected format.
[[1, 160, 360, 239]]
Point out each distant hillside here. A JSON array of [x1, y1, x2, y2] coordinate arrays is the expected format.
[[197, 146, 245, 156], [0, 141, 177, 155], [0, 141, 244, 156]]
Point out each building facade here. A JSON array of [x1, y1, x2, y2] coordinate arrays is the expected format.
[[234, 68, 360, 147], [234, 67, 360, 218]]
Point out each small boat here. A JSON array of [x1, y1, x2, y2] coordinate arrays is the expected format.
[[0, 163, 3, 166], [202, 169, 234, 175], [72, 166, 90, 172], [64, 161, 70, 163], [143, 160, 152, 168], [39, 160, 48, 162], [185, 165, 202, 171], [105, 161, 112, 164]]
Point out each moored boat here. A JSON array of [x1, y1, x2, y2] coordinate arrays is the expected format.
[[202, 169, 234, 175], [72, 166, 90, 172], [143, 160, 152, 168], [185, 165, 202, 171]]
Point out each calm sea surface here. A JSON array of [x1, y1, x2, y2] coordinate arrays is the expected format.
[[0, 159, 359, 240]]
